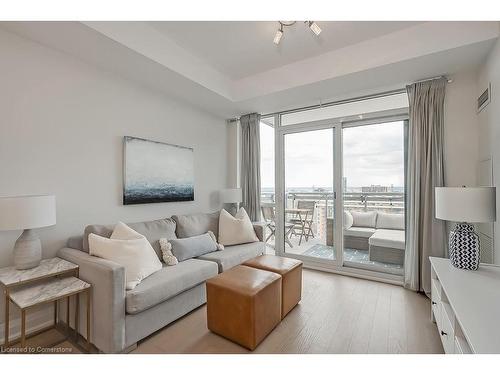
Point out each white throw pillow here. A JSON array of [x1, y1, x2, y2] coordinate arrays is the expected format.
[[110, 221, 143, 240], [351, 211, 378, 228], [218, 208, 259, 246], [343, 211, 354, 229], [89, 223, 162, 290]]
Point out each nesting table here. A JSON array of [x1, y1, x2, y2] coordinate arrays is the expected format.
[[0, 257, 91, 351]]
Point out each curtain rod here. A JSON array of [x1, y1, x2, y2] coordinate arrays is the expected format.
[[411, 75, 453, 85], [228, 75, 451, 122], [260, 88, 406, 119]]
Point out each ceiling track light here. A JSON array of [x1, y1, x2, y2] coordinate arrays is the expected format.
[[273, 21, 322, 45], [273, 24, 283, 45], [307, 21, 322, 36]]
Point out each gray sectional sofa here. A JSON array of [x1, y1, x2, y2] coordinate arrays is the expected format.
[[57, 211, 265, 353], [344, 211, 405, 265]]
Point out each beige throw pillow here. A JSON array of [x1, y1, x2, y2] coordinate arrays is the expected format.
[[110, 221, 144, 240], [218, 208, 259, 246], [89, 222, 162, 290]]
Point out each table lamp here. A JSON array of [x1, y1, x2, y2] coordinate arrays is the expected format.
[[0, 195, 56, 270], [435, 187, 496, 270], [220, 188, 242, 214]]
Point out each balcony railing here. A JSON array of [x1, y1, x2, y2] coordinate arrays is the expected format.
[[261, 190, 404, 241], [261, 191, 404, 215]]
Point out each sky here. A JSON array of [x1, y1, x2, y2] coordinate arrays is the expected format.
[[260, 121, 404, 189]]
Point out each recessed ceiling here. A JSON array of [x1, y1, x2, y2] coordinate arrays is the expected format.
[[1, 21, 498, 118], [149, 21, 423, 79]]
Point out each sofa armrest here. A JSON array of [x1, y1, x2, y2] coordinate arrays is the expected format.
[[57, 247, 126, 353], [252, 223, 266, 242]]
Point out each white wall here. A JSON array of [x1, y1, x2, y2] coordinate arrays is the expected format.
[[444, 70, 480, 188], [477, 37, 500, 264], [0, 27, 228, 340], [0, 30, 227, 267]]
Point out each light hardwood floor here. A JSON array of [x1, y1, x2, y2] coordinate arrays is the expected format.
[[11, 269, 443, 354], [130, 269, 443, 354]]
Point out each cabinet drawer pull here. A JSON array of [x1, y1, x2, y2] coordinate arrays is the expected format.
[[440, 330, 447, 336]]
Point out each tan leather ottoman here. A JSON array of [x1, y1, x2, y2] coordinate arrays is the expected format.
[[243, 255, 302, 319], [206, 265, 281, 350]]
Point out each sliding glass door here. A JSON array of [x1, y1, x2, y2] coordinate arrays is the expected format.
[[274, 122, 342, 267], [273, 96, 408, 280], [282, 127, 340, 264], [342, 120, 406, 276]]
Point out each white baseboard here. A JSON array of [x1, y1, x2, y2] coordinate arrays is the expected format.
[[0, 306, 54, 345]]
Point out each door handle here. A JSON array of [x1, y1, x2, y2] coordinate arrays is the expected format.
[[440, 330, 447, 336], [431, 301, 437, 305]]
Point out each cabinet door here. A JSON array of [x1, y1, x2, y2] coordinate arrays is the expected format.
[[431, 279, 442, 327], [440, 305, 455, 354]]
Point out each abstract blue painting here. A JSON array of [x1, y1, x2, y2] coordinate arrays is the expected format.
[[123, 136, 194, 205]]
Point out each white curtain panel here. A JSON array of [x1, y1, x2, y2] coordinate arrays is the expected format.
[[405, 78, 447, 294], [240, 113, 262, 221]]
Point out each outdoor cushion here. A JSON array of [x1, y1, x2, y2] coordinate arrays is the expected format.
[[82, 218, 177, 260], [344, 211, 354, 229], [376, 212, 405, 230], [197, 242, 265, 273], [172, 212, 219, 239], [369, 229, 405, 250], [344, 226, 376, 238], [169, 232, 218, 262], [351, 211, 377, 228], [125, 259, 218, 314]]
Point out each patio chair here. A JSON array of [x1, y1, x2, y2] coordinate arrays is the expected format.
[[289, 200, 316, 244], [261, 205, 294, 248]]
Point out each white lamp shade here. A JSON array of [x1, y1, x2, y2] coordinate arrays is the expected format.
[[0, 195, 56, 230], [435, 187, 496, 223], [220, 189, 242, 204]]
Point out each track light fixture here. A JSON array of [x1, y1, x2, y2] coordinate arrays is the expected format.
[[307, 21, 322, 36], [273, 24, 283, 45], [273, 21, 322, 45]]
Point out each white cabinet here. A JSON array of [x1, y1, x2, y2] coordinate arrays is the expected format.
[[439, 302, 455, 353], [430, 257, 500, 353]]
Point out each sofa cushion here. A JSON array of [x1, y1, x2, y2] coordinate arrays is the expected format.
[[376, 212, 405, 230], [169, 232, 218, 262], [197, 242, 265, 273], [82, 218, 177, 259], [351, 211, 377, 228], [369, 229, 405, 250], [344, 226, 376, 238], [343, 211, 354, 229], [67, 236, 84, 251], [172, 212, 219, 239], [125, 259, 218, 314]]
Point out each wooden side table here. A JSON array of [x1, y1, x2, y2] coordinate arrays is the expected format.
[[0, 257, 90, 351]]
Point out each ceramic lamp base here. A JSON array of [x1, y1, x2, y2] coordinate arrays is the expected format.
[[449, 223, 480, 271], [13, 229, 42, 270]]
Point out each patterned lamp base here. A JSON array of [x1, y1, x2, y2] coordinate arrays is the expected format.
[[449, 223, 480, 271]]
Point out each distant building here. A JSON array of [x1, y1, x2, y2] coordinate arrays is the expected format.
[[361, 185, 389, 193]]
